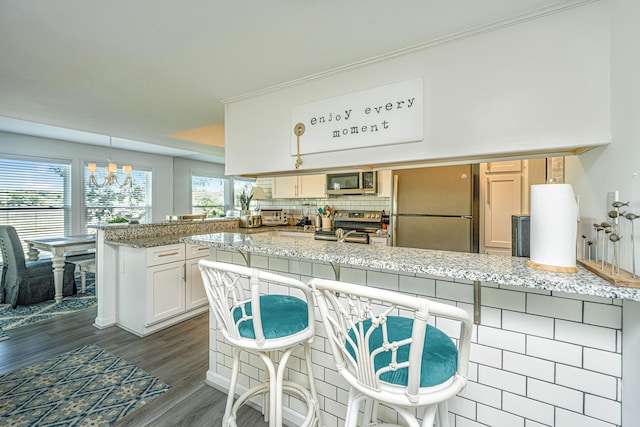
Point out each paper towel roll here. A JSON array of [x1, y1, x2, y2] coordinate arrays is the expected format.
[[528, 183, 578, 272]]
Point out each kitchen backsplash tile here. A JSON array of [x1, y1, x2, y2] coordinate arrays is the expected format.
[[254, 177, 390, 223]]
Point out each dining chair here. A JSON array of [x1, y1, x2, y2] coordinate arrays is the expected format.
[[198, 259, 322, 427], [0, 226, 76, 308], [309, 277, 472, 427]]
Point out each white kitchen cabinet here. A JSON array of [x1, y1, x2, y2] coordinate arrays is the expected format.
[[272, 176, 297, 198], [117, 243, 209, 336], [146, 260, 185, 325], [484, 173, 522, 249], [487, 160, 522, 173], [377, 170, 392, 197], [272, 174, 326, 198], [185, 243, 210, 310], [480, 159, 547, 255]]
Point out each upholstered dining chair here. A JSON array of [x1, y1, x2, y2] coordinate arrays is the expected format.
[[198, 259, 322, 427], [310, 278, 472, 427], [0, 226, 76, 308]]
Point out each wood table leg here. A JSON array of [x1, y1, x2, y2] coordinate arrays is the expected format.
[[52, 255, 65, 303]]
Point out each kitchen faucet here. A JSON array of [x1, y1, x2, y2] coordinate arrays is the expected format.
[[335, 228, 358, 243]]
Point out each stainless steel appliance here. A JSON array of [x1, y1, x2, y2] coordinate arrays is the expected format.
[[260, 208, 288, 226], [239, 214, 262, 228], [391, 165, 479, 253], [326, 171, 377, 195], [314, 209, 383, 244]]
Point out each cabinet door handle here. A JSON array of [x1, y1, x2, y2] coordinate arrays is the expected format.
[[158, 251, 180, 257], [196, 247, 209, 252]]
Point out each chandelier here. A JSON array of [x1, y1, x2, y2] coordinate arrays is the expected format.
[[88, 136, 133, 188]]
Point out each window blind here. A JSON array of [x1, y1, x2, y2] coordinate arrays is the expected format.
[[0, 158, 71, 257]]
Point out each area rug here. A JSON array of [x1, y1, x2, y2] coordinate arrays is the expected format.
[[0, 344, 170, 426], [0, 273, 96, 342]]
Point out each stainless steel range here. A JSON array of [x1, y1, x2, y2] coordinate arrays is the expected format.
[[314, 210, 383, 244]]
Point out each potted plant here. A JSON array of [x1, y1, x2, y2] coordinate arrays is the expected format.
[[239, 190, 252, 215]]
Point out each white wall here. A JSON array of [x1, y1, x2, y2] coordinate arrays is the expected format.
[[566, 0, 640, 274], [172, 157, 225, 214], [225, 1, 610, 176], [0, 131, 175, 231]]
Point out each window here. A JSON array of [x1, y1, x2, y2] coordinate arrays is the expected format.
[[192, 175, 227, 218], [84, 164, 152, 227], [234, 179, 255, 210], [191, 175, 255, 218], [0, 157, 71, 255]]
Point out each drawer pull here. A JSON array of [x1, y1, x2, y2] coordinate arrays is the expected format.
[[197, 247, 209, 251], [158, 251, 180, 257]]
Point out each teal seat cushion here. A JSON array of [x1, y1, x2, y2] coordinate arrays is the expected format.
[[232, 295, 309, 339], [347, 316, 458, 387]]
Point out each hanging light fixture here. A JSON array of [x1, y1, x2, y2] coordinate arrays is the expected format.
[[88, 137, 133, 188]]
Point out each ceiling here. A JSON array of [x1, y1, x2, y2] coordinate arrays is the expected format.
[[0, 0, 567, 164]]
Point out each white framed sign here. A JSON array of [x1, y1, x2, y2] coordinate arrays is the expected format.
[[291, 78, 423, 156]]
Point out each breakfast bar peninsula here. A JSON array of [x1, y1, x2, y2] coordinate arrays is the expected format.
[[183, 231, 639, 427]]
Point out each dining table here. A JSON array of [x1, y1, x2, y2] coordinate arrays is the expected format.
[[25, 234, 96, 303]]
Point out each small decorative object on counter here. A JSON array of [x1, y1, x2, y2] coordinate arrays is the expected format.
[[322, 216, 332, 231], [577, 198, 639, 288], [319, 205, 333, 230], [108, 216, 128, 224], [239, 190, 252, 212]]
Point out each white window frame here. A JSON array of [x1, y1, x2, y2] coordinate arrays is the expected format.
[[83, 162, 152, 229], [0, 155, 71, 253]]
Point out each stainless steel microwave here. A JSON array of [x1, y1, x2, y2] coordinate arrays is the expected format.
[[326, 171, 377, 195]]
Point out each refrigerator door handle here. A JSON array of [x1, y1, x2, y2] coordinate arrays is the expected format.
[[392, 174, 399, 246]]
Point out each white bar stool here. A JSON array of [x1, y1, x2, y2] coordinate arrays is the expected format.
[[310, 278, 472, 427], [199, 260, 322, 427]]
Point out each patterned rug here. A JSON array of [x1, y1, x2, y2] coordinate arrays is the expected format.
[[0, 273, 96, 342], [0, 344, 170, 426]]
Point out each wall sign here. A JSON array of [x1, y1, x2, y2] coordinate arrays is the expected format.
[[291, 78, 423, 156]]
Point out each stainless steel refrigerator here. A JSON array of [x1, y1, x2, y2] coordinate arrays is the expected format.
[[391, 165, 479, 253]]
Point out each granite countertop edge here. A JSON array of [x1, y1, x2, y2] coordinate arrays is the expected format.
[[104, 226, 311, 248], [180, 232, 640, 302]]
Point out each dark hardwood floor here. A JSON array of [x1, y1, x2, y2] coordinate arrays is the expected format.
[[0, 308, 268, 427]]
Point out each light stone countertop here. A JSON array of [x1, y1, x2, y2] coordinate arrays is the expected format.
[[181, 231, 640, 302], [105, 226, 312, 248]]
